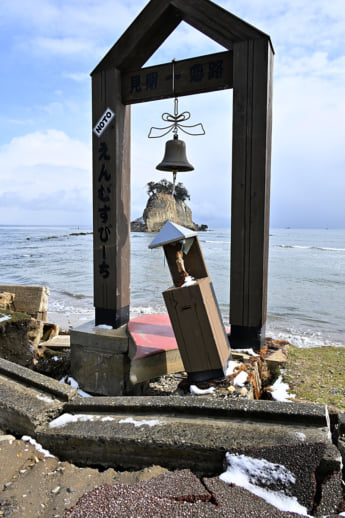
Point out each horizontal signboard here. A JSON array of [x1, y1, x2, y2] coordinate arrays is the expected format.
[[122, 51, 233, 104]]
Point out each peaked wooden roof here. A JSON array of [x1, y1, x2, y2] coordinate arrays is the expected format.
[[149, 221, 197, 249], [92, 0, 273, 74]]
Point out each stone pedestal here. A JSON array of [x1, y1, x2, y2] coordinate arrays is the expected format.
[[70, 321, 136, 396]]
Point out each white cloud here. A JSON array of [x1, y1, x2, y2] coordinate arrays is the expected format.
[[0, 0, 344, 227], [0, 130, 91, 224], [0, 130, 90, 171]]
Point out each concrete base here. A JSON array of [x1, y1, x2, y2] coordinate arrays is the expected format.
[[70, 315, 185, 396], [70, 320, 135, 396]]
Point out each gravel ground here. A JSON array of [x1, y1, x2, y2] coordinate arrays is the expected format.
[[62, 470, 309, 518]]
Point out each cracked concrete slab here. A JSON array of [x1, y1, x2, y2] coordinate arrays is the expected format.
[[0, 358, 344, 516]]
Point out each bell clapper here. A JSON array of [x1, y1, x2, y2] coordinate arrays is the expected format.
[[172, 171, 177, 197]]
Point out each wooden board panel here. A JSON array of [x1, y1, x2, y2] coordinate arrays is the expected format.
[[122, 51, 233, 104], [163, 278, 230, 372]]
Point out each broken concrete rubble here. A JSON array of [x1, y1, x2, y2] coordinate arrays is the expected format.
[[0, 285, 49, 320], [0, 357, 344, 516]]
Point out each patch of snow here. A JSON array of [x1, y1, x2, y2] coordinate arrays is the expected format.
[[339, 513, 345, 517], [233, 348, 260, 357], [225, 360, 241, 376], [220, 453, 310, 517], [270, 376, 295, 402], [119, 417, 164, 427], [52, 356, 59, 361], [60, 375, 92, 397], [233, 371, 248, 387], [77, 388, 92, 397], [21, 435, 55, 458], [36, 395, 53, 403], [60, 375, 78, 388], [49, 413, 114, 428], [0, 314, 11, 323], [190, 384, 215, 395], [96, 324, 113, 329], [181, 275, 196, 287], [130, 374, 138, 384], [294, 432, 306, 441]]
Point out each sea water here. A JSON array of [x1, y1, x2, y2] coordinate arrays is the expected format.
[[0, 225, 344, 348]]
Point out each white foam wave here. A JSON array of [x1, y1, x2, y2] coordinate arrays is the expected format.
[[276, 244, 345, 252], [203, 240, 230, 244], [266, 326, 345, 348]]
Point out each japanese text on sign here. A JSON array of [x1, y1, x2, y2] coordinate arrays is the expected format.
[[122, 51, 232, 104], [97, 141, 112, 279]]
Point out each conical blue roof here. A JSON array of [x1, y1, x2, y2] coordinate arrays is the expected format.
[[149, 221, 197, 249]]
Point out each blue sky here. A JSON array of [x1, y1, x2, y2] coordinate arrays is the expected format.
[[0, 0, 344, 228]]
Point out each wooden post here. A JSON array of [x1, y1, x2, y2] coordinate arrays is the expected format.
[[92, 67, 131, 327], [230, 38, 273, 349]]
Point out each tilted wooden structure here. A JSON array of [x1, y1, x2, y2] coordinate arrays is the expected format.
[[91, 0, 274, 348]]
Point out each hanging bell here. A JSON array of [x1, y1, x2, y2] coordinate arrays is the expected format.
[[156, 135, 194, 172]]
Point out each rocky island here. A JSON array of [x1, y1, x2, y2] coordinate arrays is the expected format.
[[131, 179, 208, 232]]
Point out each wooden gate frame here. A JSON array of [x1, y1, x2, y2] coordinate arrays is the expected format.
[[91, 0, 274, 349]]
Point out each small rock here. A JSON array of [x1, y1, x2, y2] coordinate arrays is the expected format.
[[51, 486, 60, 495]]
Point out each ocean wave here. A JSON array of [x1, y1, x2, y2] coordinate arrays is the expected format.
[[314, 246, 345, 252], [49, 300, 93, 314], [266, 320, 345, 348], [39, 232, 92, 242], [61, 291, 90, 300], [276, 244, 345, 252], [130, 304, 166, 317], [202, 240, 231, 245]]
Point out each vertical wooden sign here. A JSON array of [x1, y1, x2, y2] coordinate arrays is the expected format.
[[92, 68, 131, 327]]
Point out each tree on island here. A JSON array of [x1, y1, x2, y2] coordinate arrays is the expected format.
[[146, 179, 191, 202]]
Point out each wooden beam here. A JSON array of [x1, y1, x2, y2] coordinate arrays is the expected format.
[[171, 0, 272, 49], [92, 68, 131, 327], [122, 51, 233, 104], [92, 0, 273, 75], [230, 38, 274, 349], [92, 0, 182, 72]]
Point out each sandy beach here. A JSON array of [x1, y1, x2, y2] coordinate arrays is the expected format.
[[47, 311, 94, 333]]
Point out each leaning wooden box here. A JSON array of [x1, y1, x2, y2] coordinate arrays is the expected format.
[[163, 277, 230, 380], [149, 222, 231, 382]]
